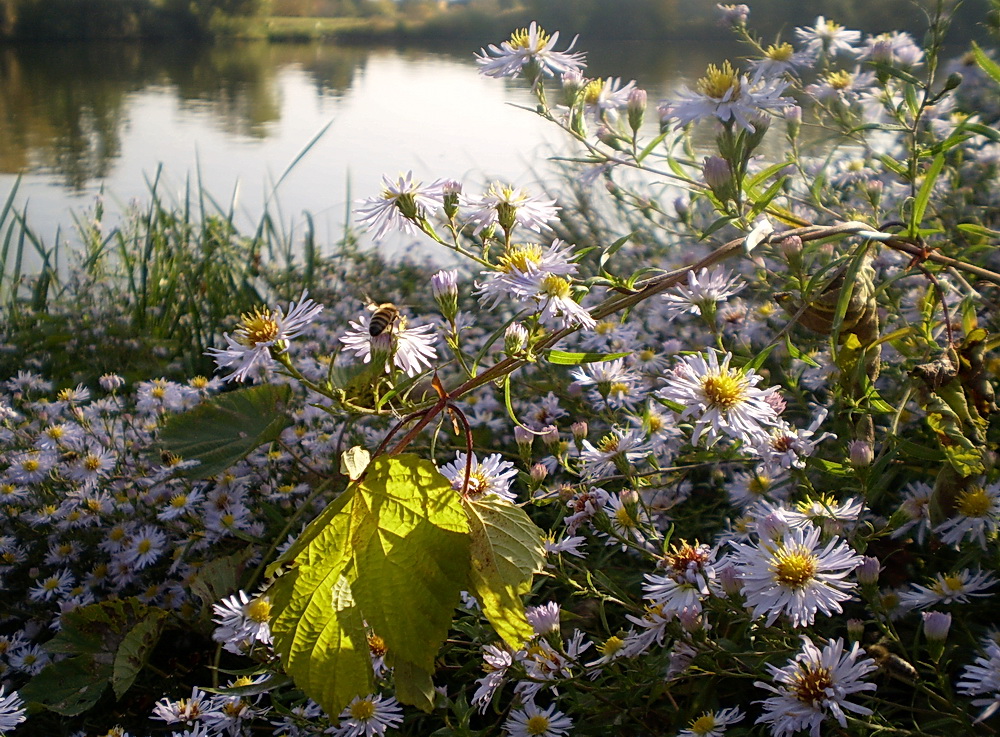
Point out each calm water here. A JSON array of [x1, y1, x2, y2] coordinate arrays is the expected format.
[[0, 39, 740, 264]]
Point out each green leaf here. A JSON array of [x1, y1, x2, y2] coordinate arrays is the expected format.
[[22, 598, 167, 715], [268, 455, 470, 716], [112, 609, 168, 698], [546, 350, 631, 365], [18, 656, 111, 716], [972, 41, 1000, 86], [159, 384, 293, 479], [910, 153, 945, 235], [462, 496, 546, 649], [190, 549, 253, 614], [747, 175, 787, 222], [599, 232, 634, 274]]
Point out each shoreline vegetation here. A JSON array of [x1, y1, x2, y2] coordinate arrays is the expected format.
[[0, 0, 994, 44]]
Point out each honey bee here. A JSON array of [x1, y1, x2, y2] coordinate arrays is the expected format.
[[367, 302, 401, 337]]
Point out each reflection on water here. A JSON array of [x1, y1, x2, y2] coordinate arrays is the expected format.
[[0, 42, 375, 187], [0, 38, 744, 260]]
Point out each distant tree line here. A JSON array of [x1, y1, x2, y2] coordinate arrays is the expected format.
[[0, 0, 268, 39]]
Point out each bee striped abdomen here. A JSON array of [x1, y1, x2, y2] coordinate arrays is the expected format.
[[368, 303, 400, 337]]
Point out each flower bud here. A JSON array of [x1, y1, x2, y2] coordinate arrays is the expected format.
[[942, 72, 962, 92], [541, 425, 560, 446], [922, 610, 952, 641], [856, 555, 881, 585], [784, 105, 802, 139], [530, 463, 548, 484], [847, 618, 865, 642], [99, 373, 125, 392], [431, 269, 459, 321], [717, 563, 742, 597], [716, 3, 749, 27], [514, 426, 534, 449], [440, 180, 462, 221], [627, 88, 647, 134], [571, 421, 589, 441], [849, 440, 874, 467], [504, 322, 528, 356], [702, 155, 734, 201], [778, 235, 802, 262]]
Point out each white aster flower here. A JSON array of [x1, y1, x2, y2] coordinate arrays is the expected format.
[[891, 480, 933, 544], [579, 428, 651, 479], [662, 266, 745, 320], [330, 694, 403, 737], [958, 636, 1000, 722], [934, 481, 1000, 550], [505, 271, 596, 331], [749, 42, 814, 81], [476, 240, 579, 310], [504, 701, 573, 737], [212, 590, 273, 655], [439, 451, 518, 503], [355, 171, 444, 241], [755, 636, 877, 737], [898, 569, 997, 610], [658, 350, 781, 448], [152, 686, 214, 725], [465, 182, 559, 238], [678, 706, 745, 737], [476, 22, 586, 82], [730, 522, 863, 627], [659, 60, 792, 132], [472, 643, 512, 713], [0, 686, 26, 732], [794, 16, 862, 59], [581, 76, 637, 122], [207, 291, 323, 383], [805, 68, 876, 105], [339, 311, 437, 379], [643, 541, 717, 617]]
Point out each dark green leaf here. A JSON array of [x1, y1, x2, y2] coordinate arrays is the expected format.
[[159, 384, 293, 479]]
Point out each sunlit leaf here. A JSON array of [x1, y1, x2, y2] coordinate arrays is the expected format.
[[463, 496, 546, 649], [268, 454, 469, 715]]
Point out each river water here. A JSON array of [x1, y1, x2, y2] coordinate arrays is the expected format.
[[0, 38, 740, 264]]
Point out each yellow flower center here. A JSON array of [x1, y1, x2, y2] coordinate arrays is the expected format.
[[583, 78, 605, 104], [666, 542, 708, 572], [791, 663, 834, 705], [498, 244, 543, 274], [232, 675, 254, 688], [956, 486, 991, 518], [701, 372, 747, 410], [246, 597, 271, 623], [608, 382, 631, 399], [597, 433, 620, 453], [368, 633, 387, 657], [765, 42, 794, 61], [239, 307, 281, 347], [83, 454, 103, 472], [826, 70, 854, 90], [46, 426, 65, 440], [614, 504, 638, 529], [541, 274, 573, 299], [22, 459, 40, 473], [170, 493, 188, 509], [748, 473, 772, 496], [599, 635, 625, 656], [689, 714, 719, 735], [350, 698, 377, 721], [525, 715, 553, 735], [697, 61, 742, 100], [772, 546, 818, 588], [595, 319, 617, 335], [509, 25, 550, 49], [939, 575, 963, 592], [190, 376, 209, 388], [43, 577, 61, 591], [137, 539, 153, 555]]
